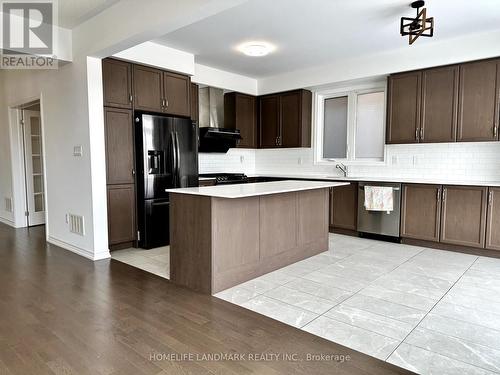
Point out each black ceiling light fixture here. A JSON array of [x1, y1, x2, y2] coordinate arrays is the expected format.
[[400, 1, 434, 45]]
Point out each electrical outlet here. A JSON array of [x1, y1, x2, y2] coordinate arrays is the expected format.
[[240, 155, 245, 163], [391, 156, 398, 165], [73, 145, 83, 157], [297, 157, 303, 165]]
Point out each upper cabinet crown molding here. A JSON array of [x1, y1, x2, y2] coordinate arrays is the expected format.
[[387, 57, 500, 145]]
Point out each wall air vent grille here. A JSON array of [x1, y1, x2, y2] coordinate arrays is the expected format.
[[4, 198, 12, 212], [68, 214, 84, 235]]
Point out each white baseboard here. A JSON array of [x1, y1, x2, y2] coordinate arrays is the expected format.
[[0, 215, 15, 227], [48, 236, 111, 261]]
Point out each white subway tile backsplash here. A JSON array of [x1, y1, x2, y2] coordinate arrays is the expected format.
[[199, 148, 256, 174], [199, 142, 500, 183]]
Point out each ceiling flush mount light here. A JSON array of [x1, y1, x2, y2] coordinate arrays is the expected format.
[[238, 42, 275, 57], [400, 1, 434, 45]]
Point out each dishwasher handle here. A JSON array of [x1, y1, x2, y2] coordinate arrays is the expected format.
[[359, 185, 400, 191]]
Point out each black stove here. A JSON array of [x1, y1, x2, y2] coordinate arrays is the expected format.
[[199, 173, 248, 185]]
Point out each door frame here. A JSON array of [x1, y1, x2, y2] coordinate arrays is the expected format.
[[8, 96, 49, 233]]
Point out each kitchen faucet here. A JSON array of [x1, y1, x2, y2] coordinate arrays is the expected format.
[[336, 163, 348, 177]]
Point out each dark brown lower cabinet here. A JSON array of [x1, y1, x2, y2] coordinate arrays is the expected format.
[[440, 185, 488, 248], [330, 183, 358, 231], [486, 187, 500, 251], [107, 184, 136, 246], [401, 184, 441, 242]]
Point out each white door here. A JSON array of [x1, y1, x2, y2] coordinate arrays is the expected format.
[[22, 110, 45, 226]]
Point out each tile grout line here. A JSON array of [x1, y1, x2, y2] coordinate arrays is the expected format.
[[384, 255, 480, 362], [299, 244, 429, 337]]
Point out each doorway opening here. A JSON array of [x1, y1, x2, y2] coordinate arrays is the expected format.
[[18, 100, 46, 227]]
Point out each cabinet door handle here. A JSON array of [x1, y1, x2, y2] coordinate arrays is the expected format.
[[442, 188, 447, 202], [494, 125, 498, 138], [165, 99, 169, 107], [437, 188, 441, 202], [415, 128, 419, 141], [420, 127, 424, 141], [129, 94, 133, 103], [489, 191, 493, 205]]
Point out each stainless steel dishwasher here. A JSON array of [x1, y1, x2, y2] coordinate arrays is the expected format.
[[357, 182, 402, 237]]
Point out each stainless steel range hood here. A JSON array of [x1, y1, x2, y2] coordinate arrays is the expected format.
[[199, 86, 224, 128], [198, 86, 241, 152]]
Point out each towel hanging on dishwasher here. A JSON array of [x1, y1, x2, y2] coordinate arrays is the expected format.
[[364, 186, 394, 213]]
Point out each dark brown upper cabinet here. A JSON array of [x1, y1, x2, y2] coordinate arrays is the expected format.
[[133, 65, 163, 112], [133, 65, 191, 116], [259, 94, 280, 148], [486, 187, 500, 251], [259, 89, 312, 148], [224, 92, 257, 148], [280, 90, 312, 148], [104, 108, 134, 185], [102, 58, 133, 109], [457, 59, 500, 142], [421, 66, 459, 143], [440, 185, 488, 249], [190, 83, 199, 123], [163, 71, 191, 117], [386, 71, 421, 144], [400, 184, 441, 242], [330, 183, 358, 231]]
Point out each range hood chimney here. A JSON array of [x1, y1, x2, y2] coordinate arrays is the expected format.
[[199, 86, 224, 128], [198, 86, 242, 153]]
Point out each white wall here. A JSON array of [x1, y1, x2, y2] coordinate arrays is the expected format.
[[113, 42, 258, 95], [0, 56, 109, 260], [114, 42, 195, 75], [193, 64, 258, 95], [0, 73, 14, 225], [258, 29, 500, 94]]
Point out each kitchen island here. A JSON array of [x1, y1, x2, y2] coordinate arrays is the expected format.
[[166, 180, 349, 294]]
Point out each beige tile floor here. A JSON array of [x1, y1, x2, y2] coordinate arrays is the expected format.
[[111, 246, 169, 279], [215, 234, 500, 375]]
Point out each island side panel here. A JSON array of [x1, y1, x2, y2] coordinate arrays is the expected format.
[[211, 196, 260, 293], [212, 189, 330, 293], [298, 188, 329, 247], [170, 193, 213, 294]]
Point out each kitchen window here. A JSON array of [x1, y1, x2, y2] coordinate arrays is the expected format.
[[314, 83, 386, 164]]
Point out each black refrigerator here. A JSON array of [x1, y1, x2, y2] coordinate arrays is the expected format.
[[135, 113, 198, 249]]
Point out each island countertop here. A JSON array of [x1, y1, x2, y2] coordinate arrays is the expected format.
[[166, 180, 349, 199]]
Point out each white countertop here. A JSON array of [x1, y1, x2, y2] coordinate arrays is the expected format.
[[246, 173, 500, 187], [167, 180, 349, 198]]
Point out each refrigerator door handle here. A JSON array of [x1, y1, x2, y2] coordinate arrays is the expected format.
[[175, 131, 181, 187], [171, 132, 178, 187]]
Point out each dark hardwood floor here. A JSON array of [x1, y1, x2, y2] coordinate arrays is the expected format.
[[0, 223, 412, 374]]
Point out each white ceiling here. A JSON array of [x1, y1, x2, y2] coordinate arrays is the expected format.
[[154, 0, 500, 78], [58, 0, 120, 29]]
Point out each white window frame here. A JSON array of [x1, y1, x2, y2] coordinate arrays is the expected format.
[[313, 81, 387, 166]]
